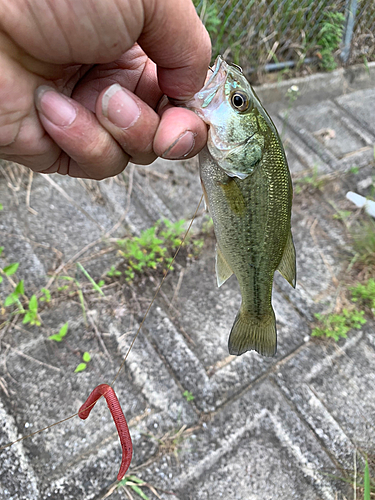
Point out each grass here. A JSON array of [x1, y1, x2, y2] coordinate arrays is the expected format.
[[113, 218, 204, 282], [311, 279, 375, 341], [193, 0, 355, 73]]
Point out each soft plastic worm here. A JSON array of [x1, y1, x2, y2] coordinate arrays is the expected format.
[[78, 384, 133, 480]]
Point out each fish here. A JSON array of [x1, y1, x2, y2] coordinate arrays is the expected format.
[[184, 56, 296, 357]]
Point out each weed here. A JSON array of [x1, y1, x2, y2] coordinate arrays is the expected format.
[[281, 85, 300, 139], [333, 210, 351, 221], [183, 390, 195, 402], [118, 475, 154, 500], [75, 352, 91, 373], [312, 308, 366, 341], [316, 12, 345, 71], [350, 217, 375, 268], [22, 295, 41, 326], [107, 265, 121, 278], [48, 322, 69, 342], [40, 288, 51, 303], [77, 262, 104, 296], [350, 279, 375, 316], [364, 458, 371, 500], [116, 219, 188, 282], [294, 167, 325, 194]]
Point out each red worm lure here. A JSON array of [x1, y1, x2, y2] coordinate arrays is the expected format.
[[78, 384, 133, 480]]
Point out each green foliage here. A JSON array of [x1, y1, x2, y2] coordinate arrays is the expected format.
[[312, 308, 366, 341], [76, 262, 104, 296], [350, 279, 375, 315], [118, 476, 151, 500], [117, 219, 187, 282], [317, 12, 345, 70], [48, 322, 69, 342], [333, 210, 351, 221], [294, 167, 325, 194], [107, 265, 121, 278], [74, 352, 91, 373], [40, 287, 51, 303], [4, 279, 24, 307], [183, 390, 195, 402], [22, 294, 41, 326], [350, 217, 375, 268], [3, 262, 19, 276]]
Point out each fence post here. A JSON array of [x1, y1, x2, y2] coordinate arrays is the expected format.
[[340, 0, 358, 63]]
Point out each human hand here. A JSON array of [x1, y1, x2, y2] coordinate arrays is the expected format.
[[0, 0, 211, 179]]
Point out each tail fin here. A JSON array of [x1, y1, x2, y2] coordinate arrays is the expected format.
[[228, 306, 277, 357]]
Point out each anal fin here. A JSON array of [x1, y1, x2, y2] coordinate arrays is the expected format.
[[216, 245, 233, 287], [277, 230, 297, 288]]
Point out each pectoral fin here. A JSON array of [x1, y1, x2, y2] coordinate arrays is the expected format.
[[215, 245, 233, 287], [277, 231, 296, 288]]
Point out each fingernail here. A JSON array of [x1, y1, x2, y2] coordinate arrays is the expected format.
[[162, 131, 196, 160], [102, 84, 140, 129], [35, 86, 77, 127]]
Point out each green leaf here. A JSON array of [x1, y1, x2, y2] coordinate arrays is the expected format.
[[76, 262, 104, 296], [59, 322, 69, 337], [3, 262, 19, 276], [0, 276, 3, 284], [4, 293, 18, 307], [15, 280, 24, 295], [82, 351, 91, 363], [48, 334, 63, 342], [40, 287, 51, 302], [28, 294, 38, 312], [74, 362, 87, 373], [128, 484, 150, 500], [0, 203, 3, 210], [126, 476, 145, 484], [0, 246, 4, 256]]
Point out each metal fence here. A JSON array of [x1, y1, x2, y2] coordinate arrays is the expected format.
[[194, 0, 375, 74]]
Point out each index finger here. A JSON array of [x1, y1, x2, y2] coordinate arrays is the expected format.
[[139, 0, 211, 99]]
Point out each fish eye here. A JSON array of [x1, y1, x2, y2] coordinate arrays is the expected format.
[[230, 91, 250, 112]]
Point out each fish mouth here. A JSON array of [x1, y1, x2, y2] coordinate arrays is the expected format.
[[169, 56, 228, 120]]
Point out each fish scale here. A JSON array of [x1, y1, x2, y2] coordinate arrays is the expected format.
[[185, 56, 296, 357]]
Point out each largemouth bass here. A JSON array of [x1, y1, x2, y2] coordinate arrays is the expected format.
[[185, 56, 296, 357]]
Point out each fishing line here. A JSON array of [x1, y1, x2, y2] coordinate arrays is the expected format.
[[0, 194, 204, 452]]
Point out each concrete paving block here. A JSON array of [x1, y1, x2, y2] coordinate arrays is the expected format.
[[336, 88, 375, 136], [273, 329, 375, 469], [142, 246, 310, 413], [271, 115, 332, 175], [0, 401, 40, 500], [280, 100, 375, 170], [138, 380, 349, 500]]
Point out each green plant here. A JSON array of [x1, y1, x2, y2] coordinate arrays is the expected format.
[[117, 219, 187, 282], [48, 322, 69, 342], [118, 475, 153, 500], [350, 279, 375, 315], [312, 308, 366, 341], [107, 265, 121, 278], [22, 294, 41, 326], [294, 167, 325, 194], [183, 390, 195, 402], [350, 217, 375, 268], [39, 287, 51, 303], [76, 262, 104, 296], [333, 210, 351, 221], [75, 351, 91, 373], [316, 12, 345, 71]]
